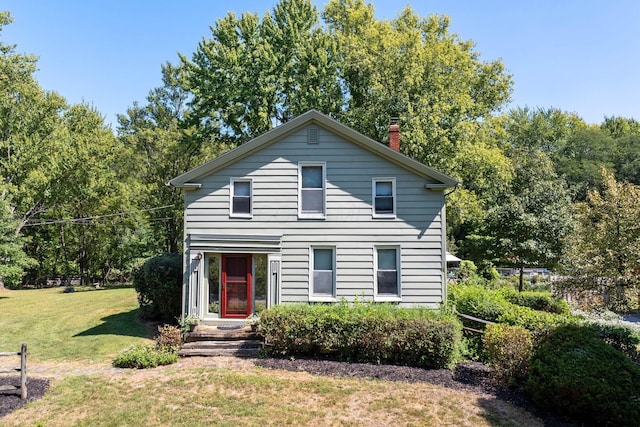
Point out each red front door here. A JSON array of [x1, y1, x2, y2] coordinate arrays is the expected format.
[[221, 255, 252, 318]]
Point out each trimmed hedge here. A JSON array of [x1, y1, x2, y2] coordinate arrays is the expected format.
[[259, 302, 462, 369], [528, 324, 640, 426]]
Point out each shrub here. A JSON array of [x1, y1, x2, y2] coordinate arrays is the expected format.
[[112, 343, 179, 369], [132, 253, 182, 320], [587, 322, 640, 362], [483, 324, 533, 385], [155, 324, 182, 352], [527, 324, 640, 426], [448, 284, 511, 322], [496, 305, 573, 341], [260, 302, 462, 369], [501, 288, 570, 314]]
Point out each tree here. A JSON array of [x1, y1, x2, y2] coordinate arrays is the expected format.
[[483, 149, 573, 291], [564, 169, 640, 310], [503, 107, 586, 154], [0, 188, 34, 288], [554, 127, 615, 200], [118, 62, 224, 254], [180, 0, 343, 144], [324, 0, 513, 172], [0, 11, 69, 285]]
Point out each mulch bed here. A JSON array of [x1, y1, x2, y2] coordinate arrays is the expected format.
[[0, 376, 49, 419]]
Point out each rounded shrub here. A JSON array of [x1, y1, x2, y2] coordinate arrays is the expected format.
[[483, 323, 533, 385], [527, 324, 640, 426], [132, 253, 182, 320]]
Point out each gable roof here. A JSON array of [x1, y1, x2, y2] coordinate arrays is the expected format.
[[168, 110, 460, 189]]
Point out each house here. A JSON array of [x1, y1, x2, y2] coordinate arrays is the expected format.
[[169, 110, 459, 322]]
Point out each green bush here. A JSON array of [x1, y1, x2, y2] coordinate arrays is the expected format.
[[527, 325, 640, 426], [112, 343, 179, 369], [132, 253, 182, 320], [501, 289, 570, 314], [260, 302, 462, 369], [496, 305, 573, 340], [483, 324, 533, 385], [587, 322, 640, 362], [448, 284, 511, 322]]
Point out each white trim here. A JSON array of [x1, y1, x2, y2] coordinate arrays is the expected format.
[[309, 246, 336, 301], [372, 177, 397, 219], [298, 161, 326, 219], [268, 254, 282, 307], [374, 246, 402, 302], [229, 177, 253, 218]]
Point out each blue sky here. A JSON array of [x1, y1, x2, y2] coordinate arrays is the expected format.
[[3, 1, 639, 128]]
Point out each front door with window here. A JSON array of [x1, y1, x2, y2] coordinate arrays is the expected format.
[[221, 254, 252, 318]]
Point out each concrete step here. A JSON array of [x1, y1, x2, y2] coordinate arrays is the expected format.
[[185, 325, 260, 343], [181, 340, 262, 350], [178, 346, 260, 358]]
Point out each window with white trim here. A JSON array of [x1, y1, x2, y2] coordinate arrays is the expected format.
[[375, 247, 400, 300], [310, 246, 335, 300], [299, 162, 326, 218], [230, 178, 252, 217], [373, 178, 396, 217]]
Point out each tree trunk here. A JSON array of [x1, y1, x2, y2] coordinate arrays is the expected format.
[[519, 265, 524, 292]]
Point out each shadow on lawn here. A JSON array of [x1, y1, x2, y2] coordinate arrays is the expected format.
[[73, 309, 151, 339]]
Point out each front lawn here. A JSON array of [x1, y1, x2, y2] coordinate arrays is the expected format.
[[0, 287, 152, 362]]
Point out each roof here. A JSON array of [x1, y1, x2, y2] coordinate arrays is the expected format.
[[168, 110, 460, 189]]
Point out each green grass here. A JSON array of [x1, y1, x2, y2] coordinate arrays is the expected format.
[[0, 287, 152, 362], [0, 287, 544, 426], [1, 366, 542, 427]]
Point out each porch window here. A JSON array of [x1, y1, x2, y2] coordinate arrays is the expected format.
[[230, 178, 252, 217], [299, 162, 325, 218], [373, 178, 396, 217], [207, 254, 220, 314], [254, 254, 268, 314], [375, 247, 401, 300], [310, 246, 335, 300]]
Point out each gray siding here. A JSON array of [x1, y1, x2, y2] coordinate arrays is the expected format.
[[184, 125, 446, 307]]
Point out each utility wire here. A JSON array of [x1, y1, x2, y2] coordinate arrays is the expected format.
[[1, 204, 176, 228]]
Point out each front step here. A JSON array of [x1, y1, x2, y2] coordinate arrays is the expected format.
[[179, 325, 263, 357], [178, 340, 262, 357]]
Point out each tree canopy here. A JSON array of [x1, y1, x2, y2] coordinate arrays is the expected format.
[[1, 1, 640, 304]]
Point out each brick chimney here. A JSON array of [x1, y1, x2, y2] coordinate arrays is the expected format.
[[389, 117, 400, 152]]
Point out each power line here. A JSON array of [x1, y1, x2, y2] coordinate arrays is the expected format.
[[1, 205, 176, 228]]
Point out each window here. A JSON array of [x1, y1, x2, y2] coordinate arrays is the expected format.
[[373, 178, 396, 217], [310, 247, 335, 300], [230, 178, 252, 217], [375, 247, 400, 300], [299, 162, 326, 218]]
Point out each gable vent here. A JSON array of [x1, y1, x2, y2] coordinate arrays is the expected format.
[[307, 126, 319, 144]]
